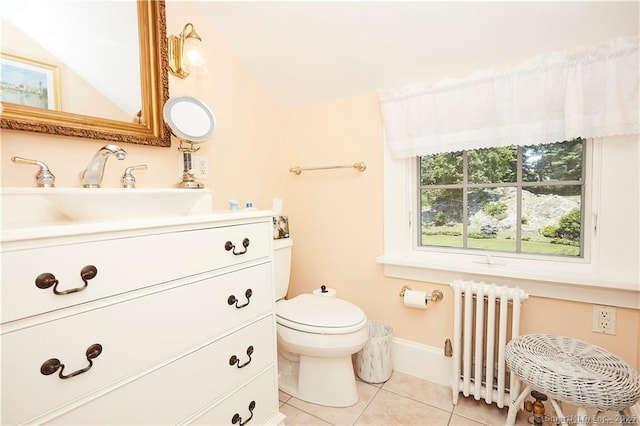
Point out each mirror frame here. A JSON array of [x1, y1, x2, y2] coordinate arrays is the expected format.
[[0, 0, 171, 147]]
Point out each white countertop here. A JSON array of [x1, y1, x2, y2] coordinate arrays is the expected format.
[[1, 210, 274, 243]]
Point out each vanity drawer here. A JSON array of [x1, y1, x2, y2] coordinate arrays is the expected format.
[[188, 367, 279, 426], [45, 318, 276, 425], [1, 221, 271, 323], [1, 263, 273, 425]]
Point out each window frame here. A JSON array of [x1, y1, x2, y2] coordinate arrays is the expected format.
[[377, 137, 639, 309]]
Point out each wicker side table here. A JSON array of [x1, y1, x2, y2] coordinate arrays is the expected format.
[[505, 334, 640, 426]]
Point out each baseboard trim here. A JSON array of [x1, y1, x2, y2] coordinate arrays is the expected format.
[[391, 337, 452, 387], [391, 338, 640, 421]]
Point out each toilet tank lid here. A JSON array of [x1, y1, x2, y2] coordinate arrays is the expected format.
[[273, 237, 293, 249], [277, 294, 367, 332]]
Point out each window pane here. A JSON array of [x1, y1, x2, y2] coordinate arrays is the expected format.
[[467, 188, 516, 252], [419, 152, 463, 185], [468, 146, 517, 184], [420, 188, 463, 247], [417, 139, 584, 258], [523, 138, 583, 182], [521, 185, 582, 256]]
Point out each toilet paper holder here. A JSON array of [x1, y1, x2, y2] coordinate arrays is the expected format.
[[399, 286, 443, 303]]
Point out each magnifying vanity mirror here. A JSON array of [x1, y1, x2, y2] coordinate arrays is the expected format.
[[0, 0, 170, 147], [163, 96, 216, 188]]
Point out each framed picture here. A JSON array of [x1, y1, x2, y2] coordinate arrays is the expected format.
[[0, 53, 60, 110], [273, 215, 290, 240]]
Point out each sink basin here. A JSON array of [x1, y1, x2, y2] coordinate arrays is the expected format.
[[1, 188, 213, 228]]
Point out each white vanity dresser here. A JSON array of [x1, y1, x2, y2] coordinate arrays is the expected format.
[[1, 208, 285, 425]]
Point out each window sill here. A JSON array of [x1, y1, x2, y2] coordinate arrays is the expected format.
[[376, 254, 639, 309]]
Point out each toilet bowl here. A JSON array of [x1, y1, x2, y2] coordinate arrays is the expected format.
[[272, 236, 369, 407], [276, 294, 368, 407]]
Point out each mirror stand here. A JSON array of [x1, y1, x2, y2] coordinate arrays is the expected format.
[[177, 141, 204, 189], [163, 96, 216, 189]]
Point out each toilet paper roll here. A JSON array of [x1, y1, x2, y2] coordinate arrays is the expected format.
[[403, 289, 427, 309], [313, 286, 337, 297]]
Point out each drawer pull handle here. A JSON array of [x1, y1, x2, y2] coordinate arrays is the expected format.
[[225, 238, 250, 255], [227, 289, 253, 309], [35, 265, 98, 295], [232, 400, 256, 426], [229, 345, 254, 368], [40, 343, 103, 379]]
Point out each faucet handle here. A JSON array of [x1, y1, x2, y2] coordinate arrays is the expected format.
[[11, 156, 56, 187], [121, 164, 148, 188]]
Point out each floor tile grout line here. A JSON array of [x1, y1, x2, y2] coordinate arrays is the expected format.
[[446, 409, 455, 426], [282, 401, 339, 425], [378, 383, 457, 417], [352, 383, 383, 425], [280, 376, 476, 425], [285, 385, 384, 426]]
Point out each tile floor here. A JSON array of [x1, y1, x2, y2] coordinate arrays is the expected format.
[[278, 371, 637, 426]]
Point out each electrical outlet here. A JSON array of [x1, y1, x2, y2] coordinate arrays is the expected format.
[[592, 305, 616, 335], [192, 155, 208, 179], [177, 154, 208, 179]]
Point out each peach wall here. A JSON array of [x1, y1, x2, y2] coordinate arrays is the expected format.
[[1, 1, 284, 213], [280, 93, 640, 369]]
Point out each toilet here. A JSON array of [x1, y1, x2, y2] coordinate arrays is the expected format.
[[273, 237, 369, 407]]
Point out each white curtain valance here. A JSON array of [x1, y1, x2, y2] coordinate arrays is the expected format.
[[379, 36, 639, 158]]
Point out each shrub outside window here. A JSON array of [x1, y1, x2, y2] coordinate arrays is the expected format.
[[418, 138, 585, 257]]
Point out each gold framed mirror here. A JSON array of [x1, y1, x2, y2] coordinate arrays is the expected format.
[[0, 0, 170, 147]]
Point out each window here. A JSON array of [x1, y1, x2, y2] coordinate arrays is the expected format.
[[377, 36, 639, 306], [418, 138, 585, 258], [379, 134, 640, 308]]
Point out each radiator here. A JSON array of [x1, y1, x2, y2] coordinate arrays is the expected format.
[[450, 279, 528, 408]]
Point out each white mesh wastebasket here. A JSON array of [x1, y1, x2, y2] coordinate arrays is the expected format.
[[355, 320, 393, 384]]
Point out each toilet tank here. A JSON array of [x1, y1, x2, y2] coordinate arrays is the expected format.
[[273, 237, 293, 300]]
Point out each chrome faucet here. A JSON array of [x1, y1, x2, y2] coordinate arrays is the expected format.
[[81, 144, 127, 188], [11, 156, 56, 187]]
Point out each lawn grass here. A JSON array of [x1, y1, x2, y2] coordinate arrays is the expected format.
[[422, 233, 580, 256]]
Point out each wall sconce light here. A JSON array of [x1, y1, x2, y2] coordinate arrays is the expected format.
[[168, 23, 207, 78]]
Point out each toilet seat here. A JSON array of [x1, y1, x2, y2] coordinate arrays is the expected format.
[[277, 294, 367, 335]]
